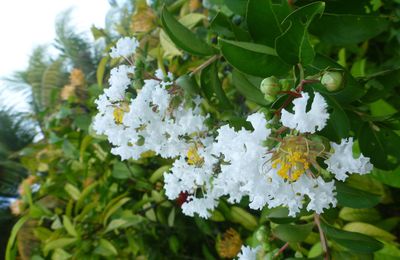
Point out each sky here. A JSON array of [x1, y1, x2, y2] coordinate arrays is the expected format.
[[0, 0, 110, 111]]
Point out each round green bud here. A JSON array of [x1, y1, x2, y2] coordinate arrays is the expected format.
[[321, 71, 344, 92], [260, 76, 281, 96], [279, 78, 293, 91]]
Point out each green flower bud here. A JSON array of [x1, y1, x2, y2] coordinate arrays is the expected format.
[[279, 79, 293, 91], [321, 71, 344, 92], [260, 76, 281, 96]]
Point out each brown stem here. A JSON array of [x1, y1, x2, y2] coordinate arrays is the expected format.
[[275, 79, 320, 116], [296, 79, 320, 92], [273, 242, 290, 258], [190, 55, 221, 76], [314, 214, 330, 260]]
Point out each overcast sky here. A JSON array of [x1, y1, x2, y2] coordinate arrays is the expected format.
[[0, 0, 110, 110]]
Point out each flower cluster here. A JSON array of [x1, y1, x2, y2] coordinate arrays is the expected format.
[[94, 37, 373, 221]]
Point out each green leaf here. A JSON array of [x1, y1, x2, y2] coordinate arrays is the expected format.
[[359, 124, 400, 170], [343, 222, 397, 241], [230, 206, 258, 231], [321, 221, 383, 253], [264, 206, 298, 224], [112, 162, 132, 179], [5, 215, 29, 260], [210, 12, 250, 41], [179, 13, 206, 29], [375, 241, 400, 260], [62, 215, 78, 237], [336, 182, 380, 208], [247, 0, 282, 46], [219, 39, 290, 77], [44, 238, 77, 255], [96, 56, 109, 87], [372, 167, 400, 188], [104, 219, 128, 233], [339, 208, 381, 223], [102, 197, 131, 226], [200, 61, 233, 110], [161, 7, 214, 56], [64, 183, 81, 201], [94, 239, 118, 256], [272, 223, 314, 242], [232, 70, 269, 106], [51, 248, 71, 260], [150, 165, 172, 183], [318, 93, 350, 142], [275, 2, 325, 65], [310, 14, 389, 45]]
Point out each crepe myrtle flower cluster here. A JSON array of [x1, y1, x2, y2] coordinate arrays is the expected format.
[[94, 37, 373, 222]]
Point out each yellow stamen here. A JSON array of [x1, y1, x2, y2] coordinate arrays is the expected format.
[[113, 107, 125, 124], [187, 146, 204, 166]]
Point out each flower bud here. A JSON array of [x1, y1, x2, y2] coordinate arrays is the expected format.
[[260, 76, 281, 97], [321, 71, 344, 92], [279, 79, 293, 91]]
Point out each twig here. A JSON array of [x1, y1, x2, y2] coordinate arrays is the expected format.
[[189, 55, 221, 76], [314, 214, 329, 260], [273, 242, 290, 258]]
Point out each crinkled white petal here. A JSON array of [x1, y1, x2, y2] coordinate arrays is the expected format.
[[237, 245, 261, 260], [110, 37, 139, 58], [325, 138, 373, 181], [281, 92, 329, 133], [105, 65, 135, 101]]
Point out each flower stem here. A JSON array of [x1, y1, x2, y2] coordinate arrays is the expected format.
[[273, 242, 290, 258], [314, 214, 330, 260], [190, 55, 221, 76]]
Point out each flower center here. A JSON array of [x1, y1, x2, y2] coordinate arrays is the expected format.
[[187, 146, 204, 166], [271, 136, 322, 181]]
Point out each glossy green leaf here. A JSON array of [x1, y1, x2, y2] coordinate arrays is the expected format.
[[272, 223, 314, 242], [219, 39, 290, 77], [318, 93, 350, 142], [161, 7, 214, 56], [339, 208, 381, 223], [321, 221, 384, 253], [200, 61, 233, 110], [232, 70, 269, 106], [359, 123, 400, 170], [343, 222, 397, 241], [336, 182, 381, 208], [276, 2, 325, 65], [264, 206, 298, 224], [247, 0, 281, 46], [372, 167, 400, 188], [310, 14, 389, 45], [210, 12, 250, 41]]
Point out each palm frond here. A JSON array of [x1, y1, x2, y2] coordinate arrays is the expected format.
[[55, 9, 96, 78]]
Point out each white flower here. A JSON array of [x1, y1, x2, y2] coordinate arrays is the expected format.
[[281, 92, 329, 133], [237, 245, 261, 260], [104, 65, 134, 101], [110, 37, 139, 59], [325, 138, 373, 181]]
